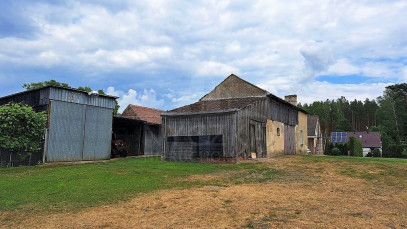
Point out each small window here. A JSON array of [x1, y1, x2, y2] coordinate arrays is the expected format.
[[277, 128, 280, 136], [300, 130, 303, 146]]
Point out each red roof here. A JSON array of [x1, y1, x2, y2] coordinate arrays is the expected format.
[[122, 104, 164, 124], [347, 132, 381, 148]]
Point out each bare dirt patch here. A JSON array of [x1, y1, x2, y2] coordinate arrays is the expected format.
[[1, 156, 407, 228]]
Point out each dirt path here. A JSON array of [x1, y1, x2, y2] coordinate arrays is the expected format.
[[2, 156, 407, 228]]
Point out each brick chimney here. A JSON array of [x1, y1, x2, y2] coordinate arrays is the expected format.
[[284, 94, 297, 106]]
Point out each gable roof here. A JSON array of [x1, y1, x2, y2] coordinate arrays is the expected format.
[[163, 97, 265, 116], [200, 74, 268, 101], [347, 132, 381, 148], [121, 104, 164, 124], [307, 115, 319, 136]]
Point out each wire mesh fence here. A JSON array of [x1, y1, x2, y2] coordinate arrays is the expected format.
[[0, 149, 43, 167]]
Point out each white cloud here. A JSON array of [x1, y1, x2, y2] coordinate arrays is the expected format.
[[196, 61, 239, 77], [327, 58, 360, 76], [297, 82, 391, 104], [0, 0, 406, 105], [107, 87, 164, 112], [258, 76, 391, 105], [300, 41, 335, 78]]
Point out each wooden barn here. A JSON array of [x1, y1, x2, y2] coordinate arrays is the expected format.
[[161, 74, 308, 162]]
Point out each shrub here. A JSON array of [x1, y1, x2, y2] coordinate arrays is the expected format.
[[325, 141, 334, 155], [335, 143, 349, 156], [349, 137, 363, 157], [0, 103, 47, 155], [331, 147, 341, 156], [372, 148, 381, 157]]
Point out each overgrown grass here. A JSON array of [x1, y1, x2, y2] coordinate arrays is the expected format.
[[0, 157, 278, 212]]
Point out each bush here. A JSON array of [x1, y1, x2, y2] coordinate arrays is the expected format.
[[372, 148, 381, 157], [331, 147, 341, 156], [325, 142, 334, 155], [0, 103, 47, 155], [349, 137, 363, 157], [335, 143, 349, 156]]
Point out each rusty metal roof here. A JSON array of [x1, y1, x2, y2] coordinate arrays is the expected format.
[[163, 97, 265, 116]]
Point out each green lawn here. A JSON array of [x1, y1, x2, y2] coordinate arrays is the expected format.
[[0, 157, 271, 212]]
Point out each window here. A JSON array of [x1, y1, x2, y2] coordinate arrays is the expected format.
[[277, 128, 280, 136], [300, 130, 303, 146]]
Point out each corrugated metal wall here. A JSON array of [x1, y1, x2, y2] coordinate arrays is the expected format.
[[49, 87, 116, 109], [82, 106, 112, 160], [47, 100, 112, 162], [0, 88, 50, 112], [47, 100, 85, 162]]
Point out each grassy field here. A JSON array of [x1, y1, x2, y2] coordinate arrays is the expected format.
[[0, 156, 276, 212], [1, 155, 407, 228]]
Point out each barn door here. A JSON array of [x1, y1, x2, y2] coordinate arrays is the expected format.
[[82, 106, 112, 160], [47, 100, 85, 162], [284, 124, 296, 155], [249, 120, 266, 158]]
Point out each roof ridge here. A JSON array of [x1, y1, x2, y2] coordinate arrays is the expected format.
[[130, 104, 164, 112], [167, 96, 265, 112]]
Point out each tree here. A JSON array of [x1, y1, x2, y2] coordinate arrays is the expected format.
[[0, 103, 47, 156], [335, 118, 355, 132], [23, 80, 70, 90], [77, 86, 92, 92]]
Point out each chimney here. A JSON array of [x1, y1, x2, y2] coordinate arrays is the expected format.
[[284, 94, 297, 106]]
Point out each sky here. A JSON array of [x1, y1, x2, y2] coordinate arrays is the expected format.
[[0, 0, 406, 112]]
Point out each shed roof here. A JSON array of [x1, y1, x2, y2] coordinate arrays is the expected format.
[[0, 85, 119, 100], [307, 115, 319, 136], [121, 104, 164, 124], [163, 97, 265, 116], [347, 131, 381, 148]]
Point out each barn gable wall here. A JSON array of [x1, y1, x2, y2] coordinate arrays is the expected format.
[[200, 74, 268, 101]]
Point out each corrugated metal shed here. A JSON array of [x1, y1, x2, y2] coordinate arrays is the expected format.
[[0, 86, 117, 164]]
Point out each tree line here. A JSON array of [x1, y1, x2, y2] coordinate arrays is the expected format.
[[299, 83, 407, 157]]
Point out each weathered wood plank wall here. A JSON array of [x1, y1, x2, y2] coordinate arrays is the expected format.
[[163, 112, 237, 161]]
